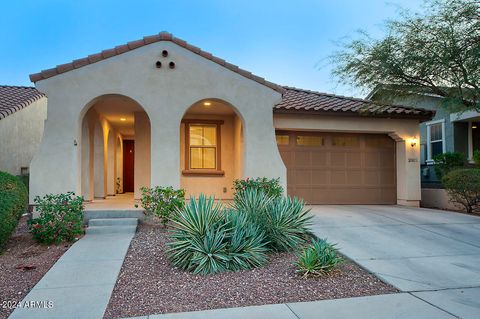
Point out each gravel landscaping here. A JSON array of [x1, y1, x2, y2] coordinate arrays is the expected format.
[[104, 222, 398, 319], [0, 217, 72, 319]]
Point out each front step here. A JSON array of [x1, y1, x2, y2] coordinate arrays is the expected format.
[[86, 216, 139, 235], [83, 209, 145, 223], [89, 218, 138, 227], [86, 225, 137, 235]]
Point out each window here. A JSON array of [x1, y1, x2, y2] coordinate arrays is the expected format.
[[427, 120, 445, 162], [332, 136, 359, 147], [183, 120, 223, 175], [276, 135, 290, 145], [296, 135, 324, 146]]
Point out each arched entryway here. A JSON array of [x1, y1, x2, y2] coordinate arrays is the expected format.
[[180, 99, 244, 199], [80, 94, 151, 201]]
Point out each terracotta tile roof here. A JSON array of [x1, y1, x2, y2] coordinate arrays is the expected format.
[[29, 32, 284, 93], [0, 85, 45, 120], [275, 86, 435, 120]]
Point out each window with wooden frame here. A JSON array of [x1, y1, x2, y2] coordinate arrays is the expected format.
[[182, 120, 224, 176]]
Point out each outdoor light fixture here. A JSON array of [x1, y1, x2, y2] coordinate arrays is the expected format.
[[120, 118, 126, 121], [203, 102, 211, 106], [410, 137, 418, 147], [473, 125, 478, 129]]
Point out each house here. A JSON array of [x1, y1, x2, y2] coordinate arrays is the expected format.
[[368, 86, 478, 210], [0, 85, 47, 177], [28, 32, 434, 207]]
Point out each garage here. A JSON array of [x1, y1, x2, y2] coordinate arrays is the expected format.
[[276, 131, 396, 204]]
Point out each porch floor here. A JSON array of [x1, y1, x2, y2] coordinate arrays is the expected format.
[[85, 193, 140, 211]]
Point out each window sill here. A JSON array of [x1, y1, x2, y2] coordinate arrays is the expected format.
[[182, 169, 225, 177]]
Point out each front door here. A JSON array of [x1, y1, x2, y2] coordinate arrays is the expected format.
[[123, 140, 134, 192]]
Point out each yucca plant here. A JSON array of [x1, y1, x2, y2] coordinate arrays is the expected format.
[[167, 195, 269, 275], [231, 188, 274, 216], [264, 196, 312, 251], [167, 195, 227, 274], [233, 189, 312, 251], [224, 210, 269, 270], [295, 238, 343, 278]]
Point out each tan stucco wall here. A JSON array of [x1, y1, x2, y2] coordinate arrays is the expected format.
[[0, 97, 47, 176], [29, 41, 284, 203], [421, 188, 462, 211], [180, 114, 241, 199], [273, 113, 422, 206]]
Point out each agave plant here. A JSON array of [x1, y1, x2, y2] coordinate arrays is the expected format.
[[295, 238, 343, 278]]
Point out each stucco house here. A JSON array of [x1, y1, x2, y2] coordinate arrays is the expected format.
[[0, 85, 47, 177], [28, 32, 434, 207], [368, 86, 478, 210]]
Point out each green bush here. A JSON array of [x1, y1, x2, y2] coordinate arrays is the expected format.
[[294, 238, 343, 278], [167, 195, 268, 275], [433, 152, 464, 179], [139, 186, 185, 227], [233, 177, 283, 199], [29, 192, 84, 244], [474, 150, 480, 167], [442, 169, 480, 214], [0, 171, 28, 251], [233, 188, 312, 251]]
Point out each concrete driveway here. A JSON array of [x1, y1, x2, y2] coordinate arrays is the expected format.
[[310, 205, 480, 319]]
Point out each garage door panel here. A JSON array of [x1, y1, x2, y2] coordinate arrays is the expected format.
[[311, 169, 328, 184], [279, 131, 396, 204], [346, 170, 362, 184], [330, 152, 346, 167], [311, 152, 328, 166], [293, 151, 310, 166]]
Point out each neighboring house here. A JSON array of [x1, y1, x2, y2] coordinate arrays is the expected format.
[[0, 85, 47, 177], [368, 86, 478, 210], [28, 32, 433, 207]]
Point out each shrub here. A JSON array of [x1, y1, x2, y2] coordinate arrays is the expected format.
[[0, 171, 28, 251], [294, 238, 343, 278], [474, 150, 480, 167], [233, 177, 283, 199], [433, 152, 464, 179], [233, 188, 312, 251], [442, 169, 480, 214], [29, 192, 84, 244], [167, 195, 268, 275], [139, 186, 185, 227]]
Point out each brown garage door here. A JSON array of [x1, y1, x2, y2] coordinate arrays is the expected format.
[[276, 131, 396, 204]]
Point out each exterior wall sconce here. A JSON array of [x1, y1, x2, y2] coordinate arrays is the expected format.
[[155, 61, 162, 68], [73, 139, 78, 146], [410, 137, 418, 147]]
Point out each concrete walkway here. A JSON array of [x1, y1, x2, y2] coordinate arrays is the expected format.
[[9, 228, 136, 318], [126, 293, 457, 319]]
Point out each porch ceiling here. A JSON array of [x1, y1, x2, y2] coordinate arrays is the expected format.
[[93, 95, 144, 136]]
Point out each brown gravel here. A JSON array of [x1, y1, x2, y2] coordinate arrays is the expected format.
[[0, 217, 73, 319], [104, 222, 398, 319]]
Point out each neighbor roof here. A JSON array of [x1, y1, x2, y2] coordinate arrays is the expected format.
[[29, 32, 284, 93], [0, 85, 45, 120], [275, 86, 435, 121]]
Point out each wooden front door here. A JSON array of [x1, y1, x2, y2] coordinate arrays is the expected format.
[[123, 140, 134, 192]]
